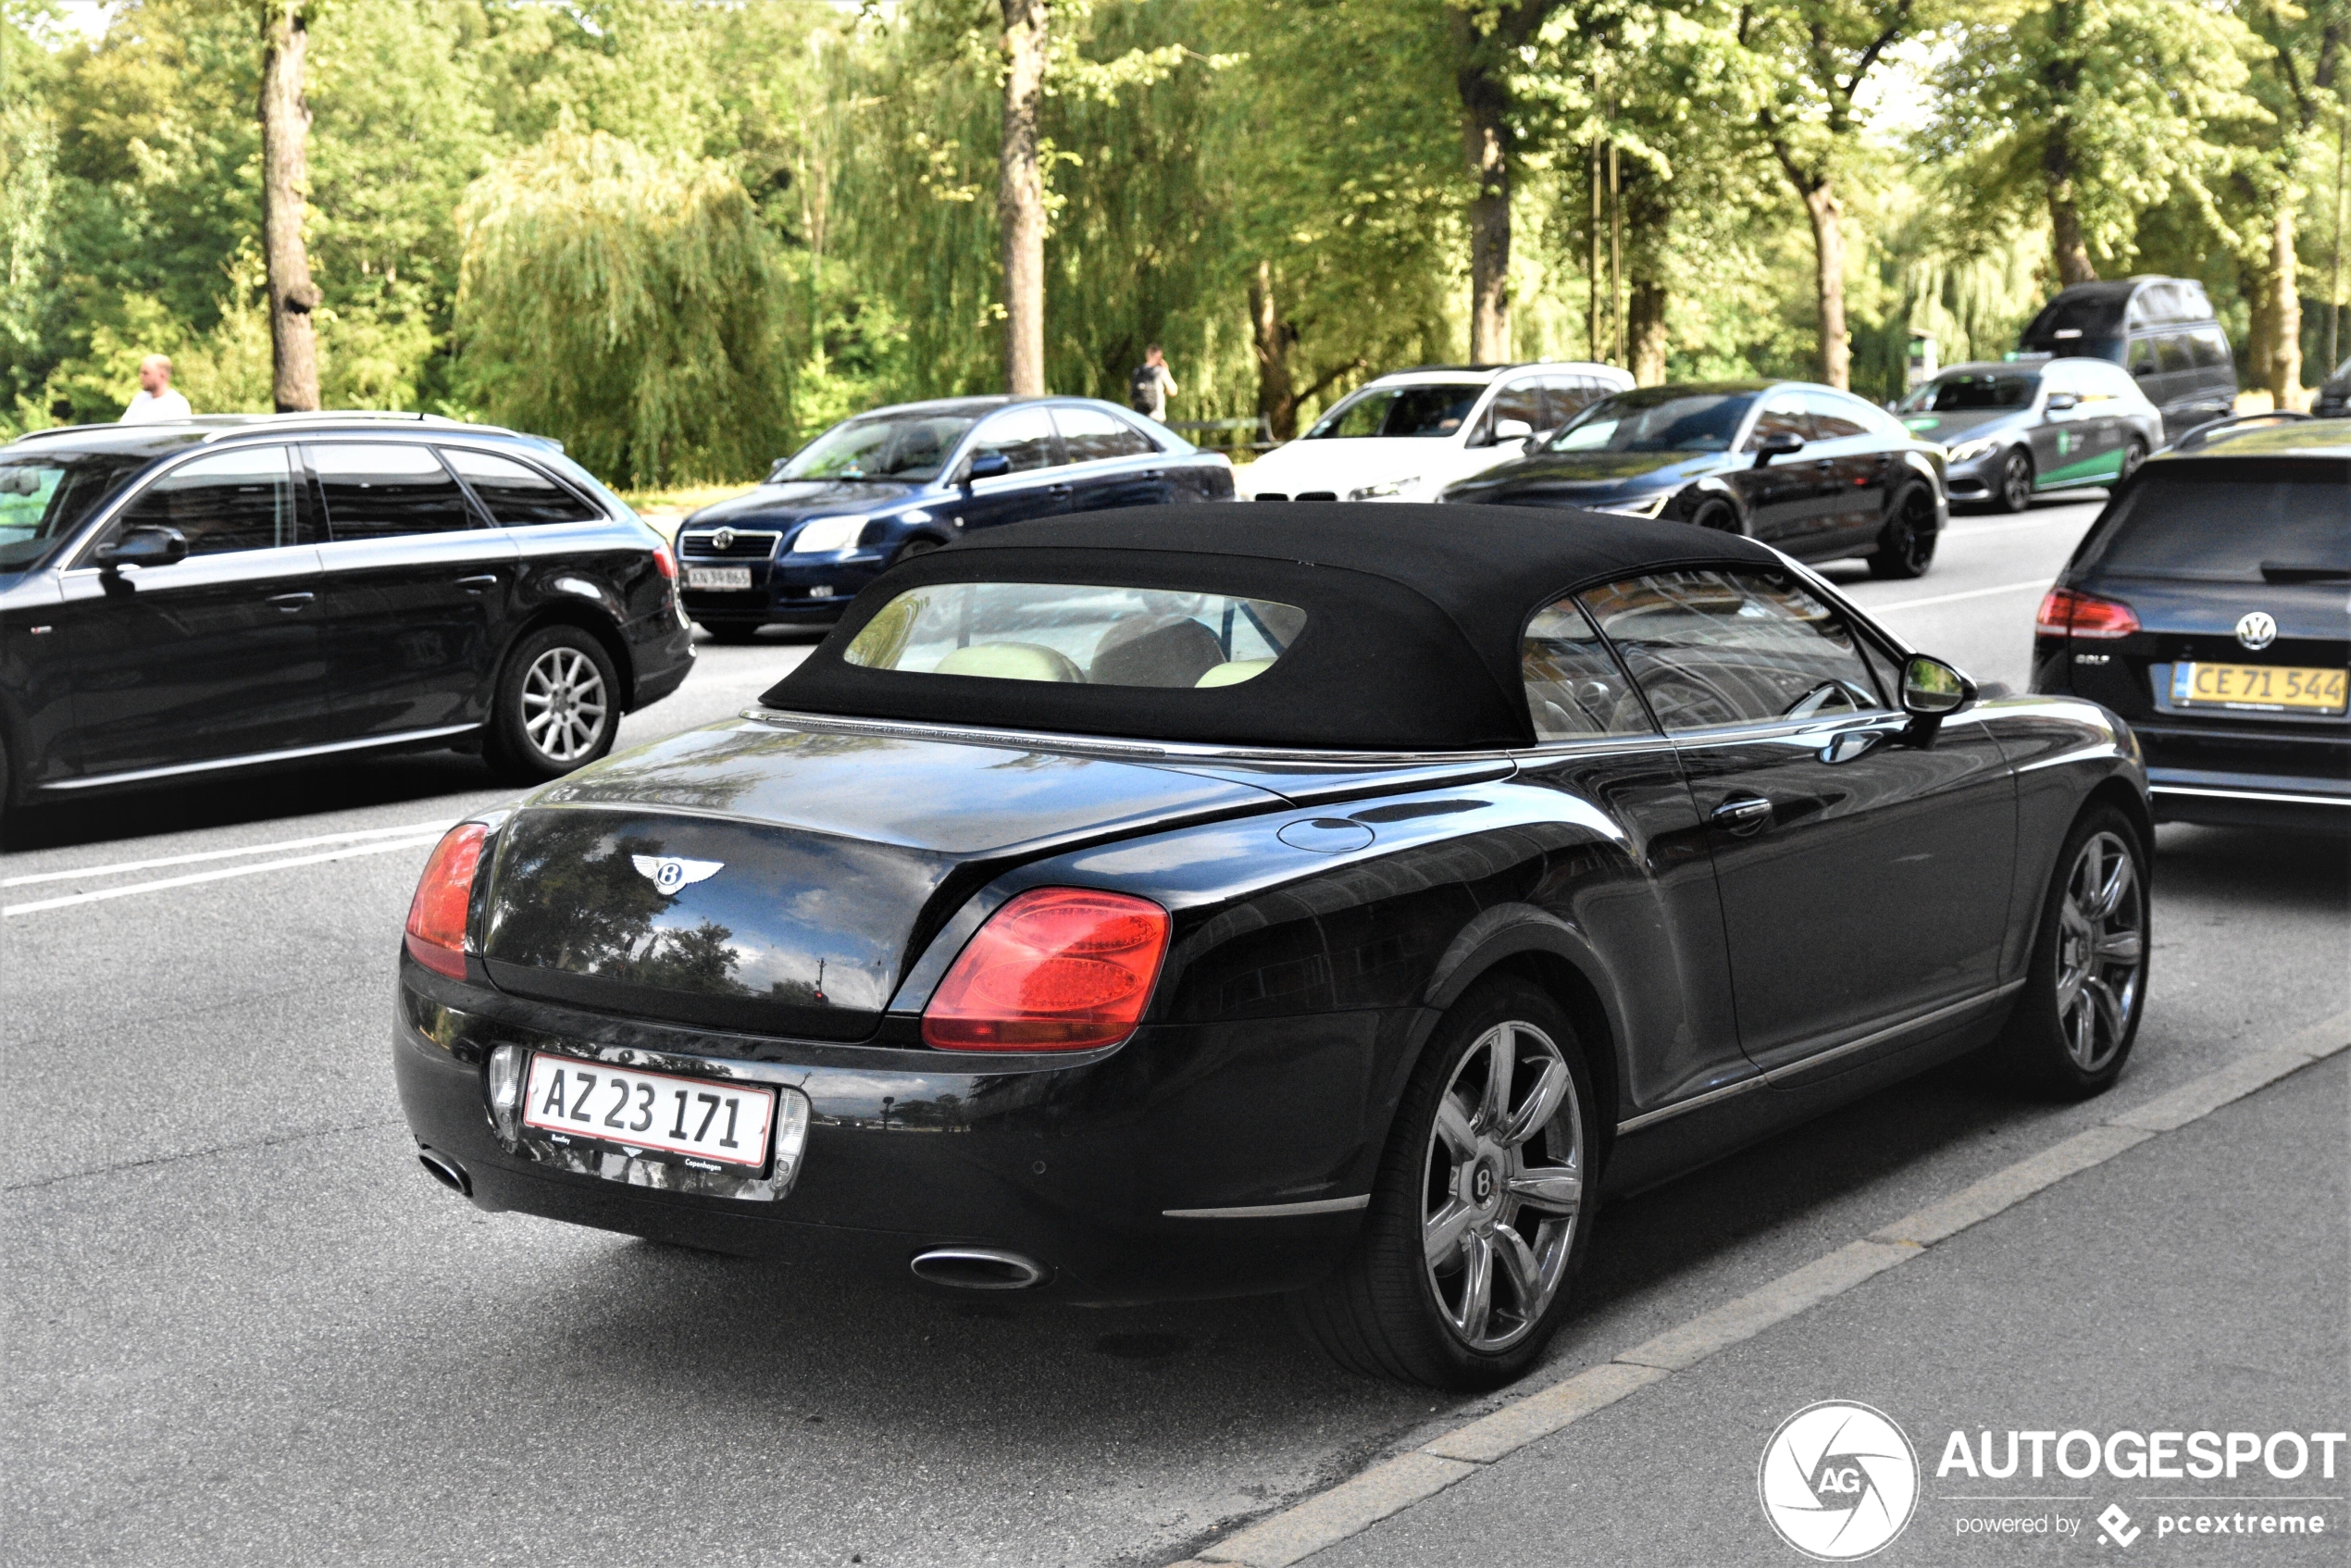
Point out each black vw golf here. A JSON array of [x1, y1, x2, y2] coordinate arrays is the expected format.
[[1441, 380, 1948, 578], [397, 506, 2147, 1389], [0, 415, 691, 819]]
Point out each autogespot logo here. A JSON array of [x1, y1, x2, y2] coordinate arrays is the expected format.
[[1760, 1401, 1921, 1561]]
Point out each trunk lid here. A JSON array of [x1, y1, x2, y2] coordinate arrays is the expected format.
[[479, 720, 1284, 1039]]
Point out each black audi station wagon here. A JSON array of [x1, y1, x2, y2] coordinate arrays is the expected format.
[[678, 395, 1235, 641], [0, 414, 691, 819], [397, 506, 2149, 1389]]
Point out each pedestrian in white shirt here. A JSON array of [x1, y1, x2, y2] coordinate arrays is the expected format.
[[118, 355, 192, 424]]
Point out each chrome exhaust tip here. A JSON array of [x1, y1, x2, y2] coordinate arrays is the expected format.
[[909, 1248, 1046, 1290], [417, 1147, 471, 1198]]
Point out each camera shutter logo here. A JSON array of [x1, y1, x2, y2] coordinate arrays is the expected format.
[[630, 855, 724, 895], [1758, 1401, 1919, 1561], [2235, 610, 2277, 651]]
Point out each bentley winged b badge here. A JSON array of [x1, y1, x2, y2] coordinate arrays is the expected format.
[[631, 855, 725, 895]]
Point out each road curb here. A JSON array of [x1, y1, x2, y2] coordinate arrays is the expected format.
[[1168, 1012, 2350, 1568]]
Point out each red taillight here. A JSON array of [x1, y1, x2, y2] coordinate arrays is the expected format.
[[923, 888, 1171, 1052], [404, 824, 488, 978], [651, 542, 678, 580], [2035, 586, 2140, 640]]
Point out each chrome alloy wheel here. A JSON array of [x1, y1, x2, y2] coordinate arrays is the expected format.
[[1421, 1020, 1585, 1353], [2055, 830, 2145, 1072], [520, 646, 609, 763]]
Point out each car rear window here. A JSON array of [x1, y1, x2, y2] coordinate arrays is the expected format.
[[842, 582, 1306, 689], [2095, 467, 2350, 581]]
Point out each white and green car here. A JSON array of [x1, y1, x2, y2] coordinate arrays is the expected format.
[[1899, 356, 2165, 512]]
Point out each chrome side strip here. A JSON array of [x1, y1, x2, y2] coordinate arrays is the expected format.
[[43, 722, 481, 791], [1614, 980, 2025, 1137], [1163, 1194, 1371, 1219], [2152, 784, 2348, 808]]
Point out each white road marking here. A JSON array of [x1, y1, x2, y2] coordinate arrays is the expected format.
[[1, 822, 455, 889], [1867, 578, 2052, 613], [2, 834, 446, 917]]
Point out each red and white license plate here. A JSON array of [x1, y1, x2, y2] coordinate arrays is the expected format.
[[522, 1055, 777, 1172]]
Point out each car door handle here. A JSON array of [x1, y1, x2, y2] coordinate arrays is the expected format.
[[1047, 483, 1073, 495], [455, 573, 499, 591], [267, 591, 314, 612], [1710, 794, 1774, 835]]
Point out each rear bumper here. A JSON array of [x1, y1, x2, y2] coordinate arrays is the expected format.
[[624, 616, 695, 708], [392, 959, 1382, 1303]]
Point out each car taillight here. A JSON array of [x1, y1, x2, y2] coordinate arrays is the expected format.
[[923, 888, 1171, 1052], [404, 824, 488, 978], [651, 542, 677, 579], [2036, 586, 2140, 640]]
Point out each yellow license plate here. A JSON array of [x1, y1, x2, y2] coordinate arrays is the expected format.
[[2171, 662, 2348, 714]]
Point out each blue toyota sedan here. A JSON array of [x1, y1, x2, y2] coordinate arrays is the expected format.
[[678, 396, 1235, 640]]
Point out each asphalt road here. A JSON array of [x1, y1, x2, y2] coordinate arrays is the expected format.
[[5, 494, 2345, 1567]]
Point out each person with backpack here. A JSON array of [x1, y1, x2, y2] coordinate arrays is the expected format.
[[1128, 344, 1176, 423]]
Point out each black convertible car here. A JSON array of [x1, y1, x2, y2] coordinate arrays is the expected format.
[[396, 506, 2150, 1389]]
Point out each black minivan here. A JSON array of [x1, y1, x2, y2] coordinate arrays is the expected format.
[[0, 413, 693, 822], [2018, 277, 2238, 439]]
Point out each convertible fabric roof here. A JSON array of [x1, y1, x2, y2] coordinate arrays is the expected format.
[[763, 503, 1783, 751]]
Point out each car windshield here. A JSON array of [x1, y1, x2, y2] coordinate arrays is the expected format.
[[1548, 391, 1757, 454], [1903, 374, 2039, 413], [843, 582, 1306, 689], [2096, 468, 2350, 582], [0, 451, 149, 572], [774, 412, 978, 483], [1305, 385, 1482, 440]]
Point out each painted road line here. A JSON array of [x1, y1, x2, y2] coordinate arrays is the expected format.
[[1868, 578, 2052, 613], [1185, 1009, 2351, 1568], [2, 834, 446, 917], [0, 822, 455, 889]]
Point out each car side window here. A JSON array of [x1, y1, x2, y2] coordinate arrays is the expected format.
[[2185, 326, 2232, 370], [2155, 333, 2196, 375], [307, 443, 476, 540], [1743, 392, 1810, 450], [969, 408, 1063, 474], [1577, 568, 1889, 731], [1051, 405, 1157, 461], [442, 447, 601, 526], [2127, 337, 2157, 377], [1799, 391, 1868, 439], [1523, 597, 1657, 739], [1480, 380, 1546, 444], [1540, 376, 1610, 429], [107, 445, 306, 557]]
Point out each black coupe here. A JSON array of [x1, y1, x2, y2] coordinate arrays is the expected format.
[[1441, 381, 1948, 579], [396, 505, 2150, 1389]]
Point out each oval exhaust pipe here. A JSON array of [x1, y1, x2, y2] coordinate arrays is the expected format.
[[417, 1147, 471, 1198], [909, 1248, 1045, 1290]]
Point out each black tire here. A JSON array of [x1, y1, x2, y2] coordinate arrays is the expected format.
[[485, 625, 622, 785], [2118, 437, 2148, 483], [889, 537, 946, 566], [1996, 449, 2034, 512], [702, 623, 763, 644], [1290, 977, 1599, 1391], [1865, 487, 1938, 579], [1691, 501, 1741, 534], [1994, 803, 2150, 1098]]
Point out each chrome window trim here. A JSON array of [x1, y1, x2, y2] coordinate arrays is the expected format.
[[2151, 783, 2348, 807], [41, 722, 482, 791], [1163, 1194, 1371, 1219]]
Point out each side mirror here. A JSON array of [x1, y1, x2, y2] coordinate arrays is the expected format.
[[2046, 392, 2080, 412], [96, 525, 189, 571], [1493, 417, 1535, 443], [1901, 653, 1975, 716], [1751, 429, 1805, 466], [964, 452, 1012, 484]]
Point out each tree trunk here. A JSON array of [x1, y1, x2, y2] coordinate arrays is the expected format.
[[1249, 259, 1299, 442], [1627, 279, 1669, 385], [260, 1, 320, 412], [2259, 205, 2304, 408], [1797, 179, 1850, 390], [2044, 118, 2097, 286], [998, 0, 1049, 397], [1459, 62, 1511, 363]]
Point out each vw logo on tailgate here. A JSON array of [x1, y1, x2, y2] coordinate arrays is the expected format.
[[2235, 610, 2278, 651], [631, 855, 725, 895]]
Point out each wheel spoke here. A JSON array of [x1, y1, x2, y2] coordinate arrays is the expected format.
[[1424, 1200, 1474, 1268], [2095, 928, 2142, 964], [1499, 1058, 1571, 1148], [1453, 1232, 1494, 1341], [1507, 1165, 1581, 1215], [1492, 1226, 1540, 1313], [2085, 975, 2126, 1043], [1434, 1096, 1478, 1162], [1477, 1028, 1513, 1133], [2094, 854, 2133, 920]]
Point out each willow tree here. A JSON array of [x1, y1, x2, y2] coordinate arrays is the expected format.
[[454, 130, 786, 486]]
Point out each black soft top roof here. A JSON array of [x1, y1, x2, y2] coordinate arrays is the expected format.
[[765, 503, 1782, 752]]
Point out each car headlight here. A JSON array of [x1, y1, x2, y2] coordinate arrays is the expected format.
[[1348, 477, 1421, 501], [1593, 491, 1673, 519], [1945, 439, 1999, 464], [790, 515, 868, 553]]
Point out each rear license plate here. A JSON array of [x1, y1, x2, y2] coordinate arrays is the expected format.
[[522, 1055, 777, 1173], [2171, 662, 2347, 715], [686, 566, 753, 591]]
